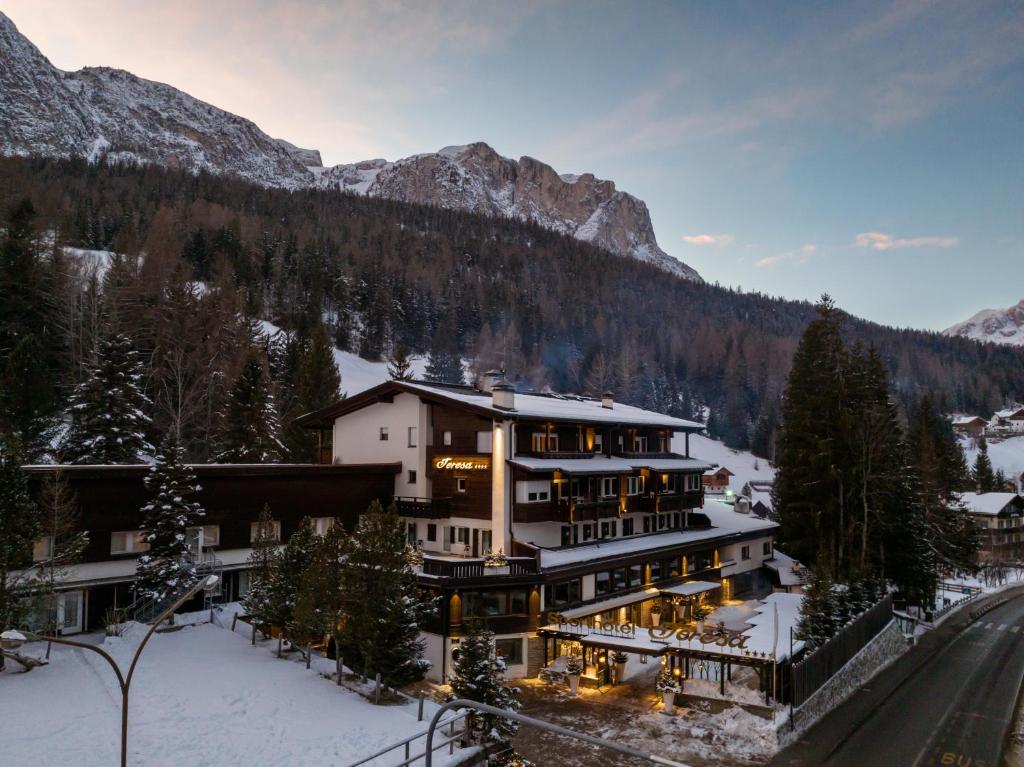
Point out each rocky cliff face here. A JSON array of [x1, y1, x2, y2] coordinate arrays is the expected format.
[[0, 12, 699, 280], [944, 299, 1024, 346]]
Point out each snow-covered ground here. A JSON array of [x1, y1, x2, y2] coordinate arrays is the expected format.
[[960, 434, 1024, 491], [0, 618, 466, 767], [680, 433, 776, 494]]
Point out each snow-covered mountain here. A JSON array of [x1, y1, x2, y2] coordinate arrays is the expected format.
[[0, 12, 698, 280], [943, 299, 1024, 346]]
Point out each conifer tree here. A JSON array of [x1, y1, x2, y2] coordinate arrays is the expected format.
[[281, 324, 341, 461], [63, 332, 154, 464], [449, 620, 521, 744], [134, 436, 205, 603], [796, 565, 840, 649], [973, 437, 996, 493], [0, 199, 65, 457], [267, 516, 317, 632], [388, 343, 414, 381], [241, 504, 279, 626], [424, 324, 464, 385], [0, 435, 41, 636], [216, 348, 284, 462], [290, 520, 345, 646], [337, 501, 431, 686]]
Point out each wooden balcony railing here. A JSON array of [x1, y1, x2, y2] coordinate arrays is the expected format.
[[420, 556, 538, 579], [394, 496, 453, 519]]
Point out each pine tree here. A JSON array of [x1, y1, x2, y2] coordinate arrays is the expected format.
[[424, 324, 464, 385], [0, 199, 65, 457], [216, 348, 284, 463], [267, 517, 317, 632], [241, 504, 279, 626], [134, 436, 205, 603], [387, 343, 414, 381], [796, 565, 840, 649], [0, 435, 41, 636], [337, 501, 431, 686], [973, 437, 996, 493], [290, 520, 346, 646], [63, 332, 154, 464], [281, 325, 341, 461], [449, 620, 521, 744]]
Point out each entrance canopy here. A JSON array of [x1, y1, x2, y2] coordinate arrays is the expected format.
[[659, 581, 720, 598], [538, 622, 672, 655], [557, 588, 660, 620]]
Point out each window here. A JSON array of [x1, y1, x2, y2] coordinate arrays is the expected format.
[[463, 590, 529, 617], [379, 427, 389, 441], [495, 638, 523, 665], [612, 567, 627, 591], [408, 426, 417, 447], [600, 521, 610, 538], [545, 579, 582, 607], [427, 524, 437, 542], [250, 519, 281, 543], [531, 432, 558, 452], [309, 518, 333, 537], [600, 476, 618, 498], [595, 571, 611, 595], [408, 469, 417, 484], [518, 480, 551, 503], [643, 516, 652, 533], [407, 523, 418, 545], [686, 474, 702, 491], [443, 431, 452, 446], [560, 526, 572, 546], [456, 477, 467, 493], [657, 514, 667, 530], [481, 529, 492, 554], [741, 545, 751, 561], [476, 431, 493, 453], [629, 564, 642, 587], [649, 560, 664, 581], [593, 433, 603, 453], [627, 475, 645, 496], [199, 524, 221, 546], [763, 541, 772, 556], [634, 435, 648, 452], [622, 518, 634, 536], [33, 536, 54, 562], [582, 524, 592, 541], [111, 531, 149, 555]]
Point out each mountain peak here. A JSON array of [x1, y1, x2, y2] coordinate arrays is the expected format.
[[944, 298, 1024, 346], [0, 16, 699, 280]]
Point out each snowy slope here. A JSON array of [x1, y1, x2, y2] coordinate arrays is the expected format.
[[677, 432, 776, 494], [943, 299, 1024, 346], [0, 620, 466, 767], [960, 435, 1024, 490], [0, 13, 699, 280]]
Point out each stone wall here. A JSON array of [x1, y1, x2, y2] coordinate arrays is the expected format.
[[779, 620, 908, 746]]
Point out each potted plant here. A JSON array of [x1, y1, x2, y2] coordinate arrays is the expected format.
[[649, 602, 662, 627], [483, 549, 509, 574], [656, 669, 683, 715], [565, 656, 583, 695], [693, 604, 710, 633], [612, 651, 628, 682]]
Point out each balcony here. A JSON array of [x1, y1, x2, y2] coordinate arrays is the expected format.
[[419, 555, 539, 580], [394, 496, 452, 519]]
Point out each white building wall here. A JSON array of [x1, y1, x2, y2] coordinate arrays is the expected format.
[[511, 522, 563, 549], [720, 536, 773, 577], [332, 392, 427, 497]]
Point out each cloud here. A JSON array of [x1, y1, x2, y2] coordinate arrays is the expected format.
[[682, 234, 735, 247], [854, 232, 959, 251], [756, 243, 817, 268]]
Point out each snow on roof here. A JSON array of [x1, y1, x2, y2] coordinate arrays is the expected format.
[[558, 588, 661, 619], [13, 548, 256, 587], [952, 415, 986, 425], [660, 581, 721, 597], [539, 499, 776, 569], [749, 490, 774, 512], [402, 381, 704, 430], [994, 407, 1024, 419], [958, 491, 1022, 516], [763, 550, 806, 587]]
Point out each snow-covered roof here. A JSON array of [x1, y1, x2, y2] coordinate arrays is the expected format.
[[763, 550, 806, 587], [12, 548, 256, 587], [660, 581, 721, 597], [400, 381, 704, 430], [538, 499, 777, 569], [958, 491, 1023, 516], [749, 490, 774, 513], [952, 415, 986, 426], [558, 588, 661, 619], [994, 407, 1024, 419], [510, 455, 712, 475]]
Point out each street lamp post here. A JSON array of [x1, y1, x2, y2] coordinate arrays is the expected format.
[[11, 575, 218, 767]]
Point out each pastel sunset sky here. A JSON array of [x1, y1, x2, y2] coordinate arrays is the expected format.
[[7, 1, 1022, 330]]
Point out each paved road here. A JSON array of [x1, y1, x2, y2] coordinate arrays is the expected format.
[[773, 591, 1024, 767]]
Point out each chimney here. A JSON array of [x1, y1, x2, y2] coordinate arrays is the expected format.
[[492, 382, 516, 411], [601, 391, 614, 409], [480, 369, 504, 393]]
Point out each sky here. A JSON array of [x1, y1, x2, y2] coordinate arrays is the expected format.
[[5, 0, 1022, 331]]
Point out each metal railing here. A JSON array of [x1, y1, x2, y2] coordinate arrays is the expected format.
[[342, 711, 471, 767]]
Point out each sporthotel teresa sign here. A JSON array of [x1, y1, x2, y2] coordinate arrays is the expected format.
[[433, 456, 490, 471]]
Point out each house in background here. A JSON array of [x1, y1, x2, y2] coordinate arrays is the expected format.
[[742, 480, 775, 519], [952, 415, 987, 439], [703, 466, 734, 494], [990, 407, 1024, 434], [959, 491, 1024, 564]]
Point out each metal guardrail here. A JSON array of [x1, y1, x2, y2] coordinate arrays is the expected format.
[[342, 711, 471, 767]]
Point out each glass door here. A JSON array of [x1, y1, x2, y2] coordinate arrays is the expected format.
[[57, 591, 83, 635]]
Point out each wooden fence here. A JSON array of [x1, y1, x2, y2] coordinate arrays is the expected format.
[[790, 593, 893, 706]]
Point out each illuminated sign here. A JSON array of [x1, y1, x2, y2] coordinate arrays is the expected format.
[[433, 456, 490, 471]]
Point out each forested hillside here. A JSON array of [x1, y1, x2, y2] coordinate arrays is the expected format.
[[2, 155, 1022, 461]]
